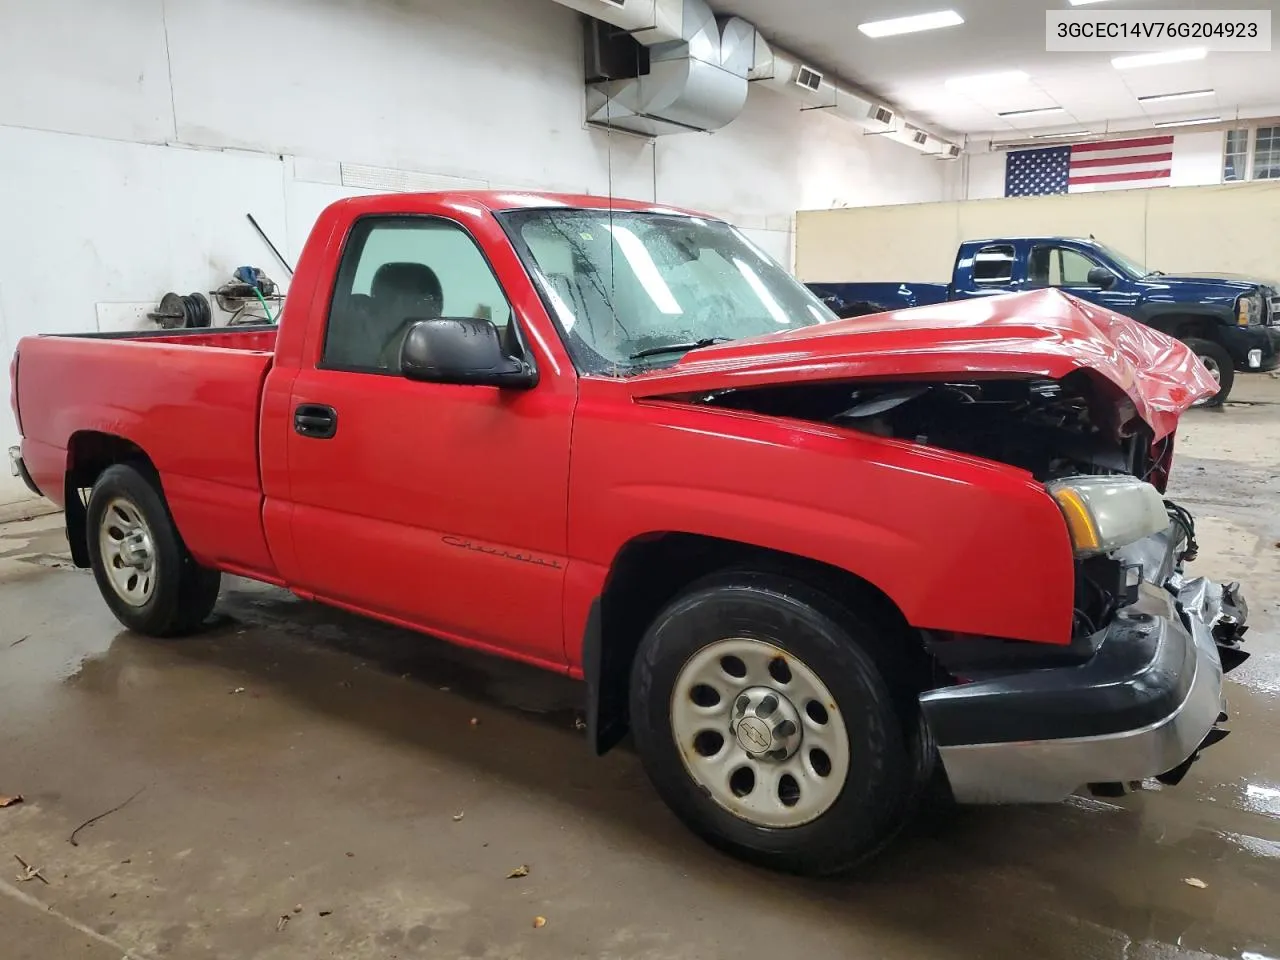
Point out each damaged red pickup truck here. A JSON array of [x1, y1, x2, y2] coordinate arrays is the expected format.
[[9, 192, 1251, 875]]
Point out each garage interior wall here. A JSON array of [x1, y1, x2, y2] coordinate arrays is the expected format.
[[0, 0, 958, 449], [794, 180, 1280, 284]]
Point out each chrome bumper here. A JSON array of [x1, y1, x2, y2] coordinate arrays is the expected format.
[[921, 540, 1247, 805], [8, 445, 42, 497]]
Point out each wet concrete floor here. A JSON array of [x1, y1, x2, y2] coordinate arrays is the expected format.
[[2, 380, 1280, 960]]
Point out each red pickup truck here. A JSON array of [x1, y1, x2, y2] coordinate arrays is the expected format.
[[9, 191, 1250, 875]]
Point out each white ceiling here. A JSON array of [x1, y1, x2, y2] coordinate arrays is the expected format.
[[708, 0, 1280, 139]]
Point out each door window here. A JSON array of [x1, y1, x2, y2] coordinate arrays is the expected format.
[[322, 217, 513, 372], [1029, 246, 1103, 288], [971, 244, 1015, 285]]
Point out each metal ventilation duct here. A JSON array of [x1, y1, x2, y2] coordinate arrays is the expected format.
[[572, 0, 753, 136], [553, 0, 961, 154], [747, 37, 898, 136]]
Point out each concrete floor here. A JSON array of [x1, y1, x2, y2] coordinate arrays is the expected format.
[[3, 380, 1280, 960]]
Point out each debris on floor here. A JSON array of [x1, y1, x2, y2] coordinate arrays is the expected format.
[[1184, 877, 1209, 889], [533, 916, 547, 929], [13, 855, 48, 884], [68, 786, 146, 846], [276, 914, 290, 932], [0, 794, 23, 808], [506, 864, 530, 879], [8, 635, 28, 648], [452, 811, 465, 821]]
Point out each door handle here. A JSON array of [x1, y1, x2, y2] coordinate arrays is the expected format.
[[294, 404, 338, 439]]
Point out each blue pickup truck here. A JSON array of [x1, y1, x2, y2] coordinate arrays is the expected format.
[[809, 237, 1280, 405]]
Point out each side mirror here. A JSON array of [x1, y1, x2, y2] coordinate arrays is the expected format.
[[1087, 267, 1116, 290], [400, 318, 537, 389]]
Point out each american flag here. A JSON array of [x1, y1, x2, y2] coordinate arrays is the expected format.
[[1005, 135, 1175, 197]]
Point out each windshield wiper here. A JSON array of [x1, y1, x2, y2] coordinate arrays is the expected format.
[[1145, 270, 1165, 278], [630, 337, 732, 360]]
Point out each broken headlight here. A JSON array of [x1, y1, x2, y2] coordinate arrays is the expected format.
[[1047, 476, 1169, 556]]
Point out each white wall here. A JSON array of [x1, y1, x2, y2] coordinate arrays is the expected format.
[[0, 0, 952, 449], [1168, 131, 1227, 187], [963, 131, 1225, 200]]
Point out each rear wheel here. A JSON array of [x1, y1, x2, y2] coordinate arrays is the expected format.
[[86, 464, 221, 637], [1184, 338, 1234, 407], [630, 571, 924, 876]]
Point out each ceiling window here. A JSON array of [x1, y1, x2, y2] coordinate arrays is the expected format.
[[1224, 129, 1250, 182], [1255, 126, 1280, 181]]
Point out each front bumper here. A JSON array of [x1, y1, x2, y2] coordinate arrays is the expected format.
[[8, 445, 43, 497], [1220, 324, 1280, 371], [921, 536, 1248, 804]]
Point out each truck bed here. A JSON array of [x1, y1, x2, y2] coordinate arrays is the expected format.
[[13, 324, 277, 576]]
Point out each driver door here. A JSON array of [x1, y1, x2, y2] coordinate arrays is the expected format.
[[1025, 244, 1139, 315], [282, 215, 574, 664]]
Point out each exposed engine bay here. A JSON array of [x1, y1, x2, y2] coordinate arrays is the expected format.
[[691, 371, 1162, 485], [686, 372, 1197, 645]]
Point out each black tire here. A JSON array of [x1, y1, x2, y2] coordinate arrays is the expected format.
[[630, 571, 925, 876], [1184, 338, 1234, 407], [85, 464, 221, 637]]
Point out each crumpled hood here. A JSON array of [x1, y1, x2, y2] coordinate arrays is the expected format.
[[627, 289, 1218, 440]]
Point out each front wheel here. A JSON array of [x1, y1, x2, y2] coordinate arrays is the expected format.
[[86, 464, 221, 637], [1184, 338, 1234, 408], [630, 572, 923, 876]]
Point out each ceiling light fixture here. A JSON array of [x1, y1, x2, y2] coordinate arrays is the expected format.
[[946, 70, 1030, 89], [1068, 0, 1115, 5], [998, 106, 1067, 117], [1113, 48, 1207, 69], [1154, 116, 1223, 127], [1138, 89, 1215, 103], [858, 10, 964, 38], [1031, 130, 1093, 139]]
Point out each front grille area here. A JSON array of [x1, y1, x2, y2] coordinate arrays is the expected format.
[[1263, 287, 1280, 326]]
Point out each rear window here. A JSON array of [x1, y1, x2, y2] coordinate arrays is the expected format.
[[972, 245, 1015, 285]]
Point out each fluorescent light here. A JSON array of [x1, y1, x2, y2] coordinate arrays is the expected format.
[[733, 259, 791, 325], [1113, 48, 1207, 70], [1069, 0, 1114, 5], [858, 10, 964, 38], [946, 70, 1030, 89], [1154, 116, 1222, 127], [1138, 89, 1215, 103], [604, 225, 682, 316], [998, 106, 1067, 118], [1031, 130, 1093, 139]]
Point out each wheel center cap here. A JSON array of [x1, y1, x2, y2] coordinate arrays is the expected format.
[[119, 531, 152, 568], [735, 716, 772, 754], [730, 685, 803, 761]]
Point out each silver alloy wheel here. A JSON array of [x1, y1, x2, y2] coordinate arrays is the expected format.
[[1192, 354, 1223, 407], [98, 497, 157, 607], [670, 637, 851, 828]]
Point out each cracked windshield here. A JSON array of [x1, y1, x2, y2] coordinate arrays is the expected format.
[[502, 209, 837, 373]]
